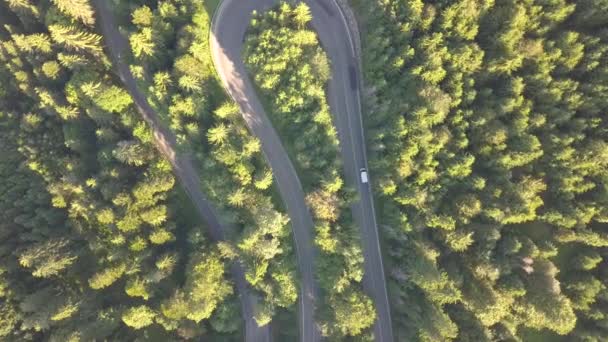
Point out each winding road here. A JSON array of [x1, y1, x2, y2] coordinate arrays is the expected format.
[[92, 1, 271, 341], [211, 1, 394, 342], [94, 0, 392, 340], [211, 1, 321, 341]]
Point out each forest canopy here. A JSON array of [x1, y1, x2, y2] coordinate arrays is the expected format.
[[1, 0, 608, 341], [0, 0, 296, 340], [355, 0, 608, 340], [243, 3, 376, 339]]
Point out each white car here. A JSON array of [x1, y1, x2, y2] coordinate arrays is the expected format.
[[360, 168, 368, 184]]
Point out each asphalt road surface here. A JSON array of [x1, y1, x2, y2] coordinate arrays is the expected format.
[[92, 1, 271, 341], [211, 0, 394, 341]]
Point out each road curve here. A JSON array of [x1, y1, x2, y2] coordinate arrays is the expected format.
[[211, 1, 321, 341], [91, 1, 271, 341], [211, 0, 394, 341]]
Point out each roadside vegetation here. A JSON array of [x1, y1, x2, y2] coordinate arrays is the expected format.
[[0, 0, 238, 339], [244, 3, 376, 339], [0, 0, 296, 340], [120, 0, 298, 326], [354, 0, 608, 340], [3, 0, 608, 340]]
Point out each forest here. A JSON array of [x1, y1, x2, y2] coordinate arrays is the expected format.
[[244, 3, 376, 339], [0, 0, 297, 340], [1, 0, 607, 341], [353, 0, 608, 340]]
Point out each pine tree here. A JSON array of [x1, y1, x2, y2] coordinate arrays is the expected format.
[[51, 0, 95, 26], [18, 239, 78, 278], [48, 25, 102, 54], [122, 305, 156, 329]]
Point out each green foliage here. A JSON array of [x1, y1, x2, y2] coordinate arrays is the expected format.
[[125, 277, 150, 300], [41, 61, 62, 79], [112, 140, 152, 166], [149, 228, 175, 244], [120, 0, 299, 328], [92, 85, 133, 113], [356, 0, 608, 339], [89, 264, 126, 290], [184, 252, 233, 322], [0, 1, 244, 339], [157, 250, 233, 326], [244, 3, 374, 338], [132, 6, 153, 27], [50, 0, 95, 26], [4, 0, 608, 339], [10, 34, 51, 58], [51, 302, 80, 321], [329, 289, 376, 336], [18, 239, 78, 278], [209, 300, 240, 333], [0, 302, 18, 337], [48, 25, 102, 54], [130, 28, 157, 58], [122, 305, 156, 329]]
